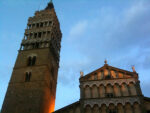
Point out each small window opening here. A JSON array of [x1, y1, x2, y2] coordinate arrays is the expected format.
[[105, 75, 111, 79], [45, 22, 48, 26], [37, 23, 39, 28], [38, 32, 42, 38], [27, 57, 32, 66], [106, 93, 114, 98], [48, 31, 50, 34], [34, 33, 37, 38], [32, 43, 35, 48], [25, 72, 31, 82], [40, 23, 43, 27], [35, 43, 39, 48], [43, 32, 46, 37], [43, 32, 46, 35], [32, 24, 35, 28], [32, 56, 36, 65], [27, 56, 37, 66], [49, 21, 52, 26]]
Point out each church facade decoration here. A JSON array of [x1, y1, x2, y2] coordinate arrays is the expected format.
[[54, 62, 150, 113]]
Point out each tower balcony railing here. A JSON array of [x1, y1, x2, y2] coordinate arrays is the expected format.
[[21, 37, 51, 45], [25, 26, 52, 34]]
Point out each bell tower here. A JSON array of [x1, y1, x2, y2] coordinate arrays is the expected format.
[[1, 1, 62, 113]]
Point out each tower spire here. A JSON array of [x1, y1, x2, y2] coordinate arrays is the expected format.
[[45, 0, 54, 10]]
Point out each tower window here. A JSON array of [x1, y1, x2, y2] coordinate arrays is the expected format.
[[25, 72, 31, 82], [43, 32, 46, 37], [49, 21, 52, 26], [45, 22, 48, 26], [27, 56, 37, 66], [35, 43, 39, 48], [37, 23, 39, 28], [38, 32, 42, 38], [48, 31, 50, 35], [34, 33, 37, 38], [32, 56, 36, 65], [32, 43, 35, 48], [32, 24, 35, 28], [40, 23, 43, 27], [27, 57, 32, 66]]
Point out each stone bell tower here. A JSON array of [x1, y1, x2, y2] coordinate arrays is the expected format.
[[1, 1, 62, 113]]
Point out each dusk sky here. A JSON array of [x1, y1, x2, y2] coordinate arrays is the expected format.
[[1, 0, 150, 111]]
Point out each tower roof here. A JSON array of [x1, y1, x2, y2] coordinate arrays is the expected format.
[[45, 0, 54, 10]]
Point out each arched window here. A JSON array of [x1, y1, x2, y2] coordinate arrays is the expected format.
[[106, 84, 114, 98], [121, 83, 129, 96], [27, 56, 37, 66], [27, 57, 32, 66], [32, 56, 36, 65], [99, 85, 105, 98], [101, 104, 107, 113], [84, 86, 91, 98], [92, 85, 98, 98], [93, 105, 99, 113], [117, 104, 124, 113], [114, 84, 121, 97], [25, 72, 31, 82], [125, 103, 132, 113], [108, 104, 116, 113], [85, 105, 92, 113], [129, 82, 137, 96]]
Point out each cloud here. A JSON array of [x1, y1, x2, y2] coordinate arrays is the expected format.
[[68, 0, 150, 68], [57, 0, 150, 99], [69, 20, 88, 39]]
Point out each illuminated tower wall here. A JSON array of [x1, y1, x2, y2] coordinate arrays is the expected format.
[[1, 2, 62, 113]]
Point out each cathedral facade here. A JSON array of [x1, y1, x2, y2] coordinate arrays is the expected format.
[[53, 61, 150, 113], [1, 1, 150, 113]]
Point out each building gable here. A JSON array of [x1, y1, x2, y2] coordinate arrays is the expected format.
[[80, 64, 138, 82]]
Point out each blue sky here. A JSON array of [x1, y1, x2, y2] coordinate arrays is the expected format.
[[1, 0, 150, 111]]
